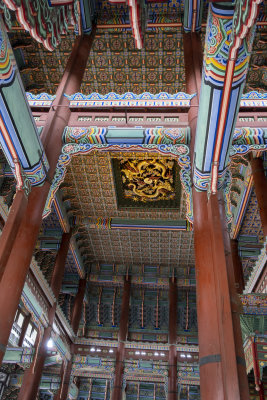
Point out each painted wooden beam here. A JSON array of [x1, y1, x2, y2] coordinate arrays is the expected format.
[[0, 31, 95, 366], [0, 17, 48, 188], [193, 1, 262, 193]]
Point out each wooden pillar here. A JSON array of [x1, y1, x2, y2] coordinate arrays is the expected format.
[[193, 189, 224, 399], [19, 231, 71, 400], [0, 190, 27, 282], [71, 278, 86, 335], [208, 192, 248, 399], [50, 231, 72, 299], [168, 278, 177, 400], [55, 278, 86, 400], [251, 337, 265, 400], [18, 305, 55, 400], [0, 32, 95, 366], [18, 228, 72, 399], [187, 25, 249, 397], [18, 229, 72, 398], [250, 156, 267, 237], [111, 278, 131, 400], [193, 188, 250, 399], [230, 239, 245, 294], [17, 313, 31, 347], [217, 193, 250, 400], [54, 358, 73, 400]]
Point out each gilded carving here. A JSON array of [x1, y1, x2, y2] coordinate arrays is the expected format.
[[120, 158, 176, 203]]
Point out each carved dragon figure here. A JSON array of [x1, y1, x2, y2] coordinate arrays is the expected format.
[[120, 159, 175, 202]]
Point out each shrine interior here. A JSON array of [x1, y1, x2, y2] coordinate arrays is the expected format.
[[0, 1, 266, 400]]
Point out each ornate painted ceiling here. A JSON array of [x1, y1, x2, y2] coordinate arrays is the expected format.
[[81, 29, 186, 94], [7, 0, 267, 96], [244, 2, 267, 93], [1, 2, 267, 399], [9, 27, 186, 95], [9, 30, 75, 93], [61, 152, 187, 220], [60, 151, 194, 266]]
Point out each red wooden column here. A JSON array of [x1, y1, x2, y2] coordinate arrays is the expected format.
[[71, 278, 86, 335], [50, 231, 72, 298], [168, 277, 177, 400], [250, 156, 267, 237], [18, 313, 31, 347], [54, 278, 86, 400], [251, 337, 265, 400], [217, 193, 250, 399], [193, 189, 250, 399], [230, 239, 245, 294], [0, 31, 95, 366], [0, 190, 27, 282], [54, 357, 73, 400], [193, 189, 224, 399], [18, 304, 56, 400], [18, 230, 72, 400], [111, 278, 131, 400], [197, 191, 248, 400]]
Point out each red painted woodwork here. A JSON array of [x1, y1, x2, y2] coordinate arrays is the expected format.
[[18, 228, 72, 398], [193, 189, 250, 399], [183, 32, 202, 158], [0, 190, 27, 282], [71, 278, 86, 335], [251, 338, 265, 400], [250, 156, 267, 238], [111, 278, 130, 400], [17, 313, 31, 347], [207, 192, 243, 399], [193, 189, 224, 399], [230, 239, 245, 294], [41, 29, 96, 148], [18, 305, 56, 400], [54, 359, 73, 400], [53, 361, 66, 400], [0, 33, 95, 366], [112, 341, 126, 400], [50, 231, 72, 299], [168, 278, 177, 400], [218, 194, 250, 400]]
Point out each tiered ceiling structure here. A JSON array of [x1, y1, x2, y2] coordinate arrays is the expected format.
[[0, 0, 266, 400]]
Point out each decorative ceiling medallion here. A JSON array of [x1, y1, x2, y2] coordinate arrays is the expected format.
[[112, 157, 181, 209]]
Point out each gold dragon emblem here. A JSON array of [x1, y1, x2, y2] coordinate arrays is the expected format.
[[120, 158, 176, 202]]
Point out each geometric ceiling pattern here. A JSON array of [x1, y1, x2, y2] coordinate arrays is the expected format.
[[9, 30, 74, 94], [7, 0, 267, 96], [81, 29, 186, 94], [77, 229, 194, 266], [7, 0, 194, 96], [96, 0, 185, 26], [60, 152, 194, 266], [10, 26, 186, 95], [62, 153, 187, 220], [244, 2, 267, 93]]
